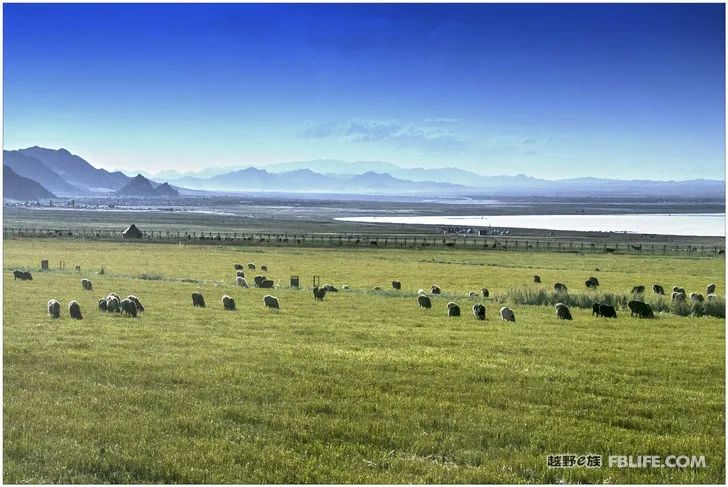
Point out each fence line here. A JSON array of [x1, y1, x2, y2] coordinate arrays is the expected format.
[[2, 226, 724, 256]]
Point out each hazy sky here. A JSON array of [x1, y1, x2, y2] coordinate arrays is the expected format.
[[4, 3, 725, 179]]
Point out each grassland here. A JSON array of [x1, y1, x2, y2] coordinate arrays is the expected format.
[[3, 239, 725, 483]]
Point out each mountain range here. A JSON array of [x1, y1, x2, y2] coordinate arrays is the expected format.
[[2, 146, 725, 200], [3, 165, 57, 200]]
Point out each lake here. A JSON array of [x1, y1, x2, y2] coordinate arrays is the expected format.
[[336, 213, 726, 237]]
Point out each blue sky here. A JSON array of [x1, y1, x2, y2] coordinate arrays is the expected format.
[[4, 3, 725, 179]]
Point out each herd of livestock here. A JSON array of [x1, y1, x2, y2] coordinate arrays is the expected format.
[[10, 262, 721, 322]]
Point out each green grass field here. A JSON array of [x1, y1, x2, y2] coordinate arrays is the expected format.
[[3, 239, 725, 483]]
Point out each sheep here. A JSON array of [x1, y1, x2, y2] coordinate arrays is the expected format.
[[553, 283, 567, 293], [264, 295, 279, 309], [98, 299, 108, 312], [313, 286, 327, 301], [533, 275, 541, 283], [68, 300, 83, 320], [106, 295, 121, 313], [374, 286, 382, 291], [324, 284, 338, 292], [192, 292, 206, 307], [585, 279, 597, 289], [417, 294, 432, 309], [253, 275, 266, 287], [259, 279, 275, 289], [593, 303, 617, 318], [447, 302, 461, 317], [236, 270, 245, 278], [127, 295, 144, 312], [587, 277, 600, 286], [672, 286, 686, 294], [13, 270, 24, 280], [342, 285, 351, 291], [234, 263, 244, 270], [120, 298, 137, 317], [222, 295, 236, 311], [631, 285, 646, 294], [261, 265, 268, 272], [47, 299, 61, 318], [592, 303, 601, 316], [74, 264, 81, 271], [417, 288, 426, 295], [690, 292, 705, 303], [392, 280, 401, 290], [555, 303, 573, 320], [482, 288, 490, 298], [236, 277, 249, 288], [500, 306, 516, 322], [652, 284, 665, 295], [431, 285, 441, 295], [706, 283, 717, 294], [671, 291, 686, 302], [81, 279, 93, 291], [106, 292, 120, 301], [707, 294, 718, 301], [23, 271, 33, 281], [469, 291, 478, 299], [247, 263, 256, 269], [472, 303, 486, 321], [628, 300, 654, 318]]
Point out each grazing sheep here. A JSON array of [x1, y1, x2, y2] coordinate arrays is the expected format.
[[22, 271, 32, 280], [585, 279, 597, 289], [555, 303, 573, 320], [324, 284, 339, 292], [652, 284, 665, 295], [592, 303, 601, 316], [469, 291, 478, 299], [48, 299, 61, 318], [234, 263, 244, 270], [631, 285, 645, 294], [587, 277, 600, 286], [472, 303, 486, 321], [191, 292, 206, 307], [259, 279, 275, 289], [222, 295, 236, 311], [98, 299, 108, 311], [447, 302, 461, 317], [247, 263, 256, 269], [417, 288, 426, 295], [500, 306, 516, 322], [81, 279, 93, 291], [236, 277, 248, 288], [127, 295, 144, 312], [482, 288, 490, 298], [68, 300, 83, 320], [74, 264, 81, 271], [707, 294, 718, 301], [106, 296, 121, 313], [313, 286, 327, 301], [392, 280, 401, 290], [706, 283, 717, 294], [628, 300, 654, 318], [431, 285, 441, 295], [418, 294, 432, 309], [690, 292, 705, 303], [264, 295, 280, 309], [374, 286, 382, 291], [553, 283, 567, 293], [261, 265, 268, 272], [13, 270, 24, 280], [672, 286, 686, 294], [106, 292, 120, 301], [599, 304, 617, 318], [120, 298, 137, 317], [236, 270, 245, 278], [253, 275, 266, 287], [671, 291, 686, 302], [533, 275, 541, 283], [342, 285, 351, 291]]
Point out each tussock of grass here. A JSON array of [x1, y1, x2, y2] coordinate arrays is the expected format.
[[497, 287, 725, 318]]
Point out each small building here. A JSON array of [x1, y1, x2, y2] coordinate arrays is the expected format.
[[122, 224, 143, 239]]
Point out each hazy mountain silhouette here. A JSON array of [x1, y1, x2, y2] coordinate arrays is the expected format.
[[116, 174, 179, 197], [3, 150, 84, 196], [3, 165, 56, 200]]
